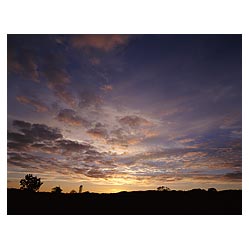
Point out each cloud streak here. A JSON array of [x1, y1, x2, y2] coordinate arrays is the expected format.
[[16, 96, 49, 112]]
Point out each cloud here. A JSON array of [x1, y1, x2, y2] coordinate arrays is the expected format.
[[108, 128, 140, 146], [8, 131, 35, 145], [55, 139, 93, 154], [87, 122, 108, 140], [16, 96, 49, 112], [116, 144, 241, 183], [8, 120, 63, 150], [56, 109, 90, 127], [71, 35, 130, 52], [100, 84, 113, 92], [8, 120, 100, 157], [118, 115, 152, 128], [223, 171, 242, 180], [7, 120, 242, 184], [48, 83, 76, 108], [12, 120, 31, 129], [8, 49, 39, 82], [41, 53, 76, 108], [8, 120, 118, 180]]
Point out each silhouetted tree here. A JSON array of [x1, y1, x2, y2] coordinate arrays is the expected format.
[[208, 188, 217, 192], [190, 188, 205, 192], [157, 186, 171, 191], [79, 185, 83, 193], [70, 190, 77, 194], [20, 174, 43, 192], [51, 186, 63, 194]]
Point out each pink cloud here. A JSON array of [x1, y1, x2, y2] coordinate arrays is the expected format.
[[71, 35, 130, 51], [16, 96, 49, 112]]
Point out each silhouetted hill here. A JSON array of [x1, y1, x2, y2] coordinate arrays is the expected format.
[[7, 188, 242, 215]]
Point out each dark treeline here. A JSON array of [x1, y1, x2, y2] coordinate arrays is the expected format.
[[7, 188, 242, 215]]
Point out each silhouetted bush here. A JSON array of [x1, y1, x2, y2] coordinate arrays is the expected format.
[[20, 174, 43, 192], [51, 186, 63, 194], [157, 186, 171, 191], [208, 188, 217, 192], [70, 190, 77, 194]]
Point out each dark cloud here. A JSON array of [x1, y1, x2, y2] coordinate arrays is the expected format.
[[56, 109, 90, 127], [24, 124, 62, 141], [9, 119, 102, 159], [8, 120, 63, 151], [12, 120, 31, 129], [55, 139, 92, 153], [85, 168, 107, 178], [8, 131, 34, 145], [223, 171, 242, 180]]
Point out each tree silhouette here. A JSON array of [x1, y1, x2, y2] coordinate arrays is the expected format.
[[20, 174, 43, 192], [51, 186, 63, 194], [70, 190, 77, 194], [157, 186, 171, 191], [79, 185, 83, 193]]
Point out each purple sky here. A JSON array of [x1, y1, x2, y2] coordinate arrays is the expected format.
[[7, 35, 242, 192]]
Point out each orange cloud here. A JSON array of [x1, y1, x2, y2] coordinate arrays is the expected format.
[[16, 96, 48, 112], [71, 35, 130, 52]]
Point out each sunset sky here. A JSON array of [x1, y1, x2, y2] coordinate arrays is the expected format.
[[7, 34, 242, 193]]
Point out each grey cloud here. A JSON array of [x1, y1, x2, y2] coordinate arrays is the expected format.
[[223, 171, 242, 180], [12, 120, 31, 129], [55, 139, 92, 153], [56, 109, 90, 127], [8, 120, 63, 152]]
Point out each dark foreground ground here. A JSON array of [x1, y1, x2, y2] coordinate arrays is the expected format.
[[8, 189, 242, 215]]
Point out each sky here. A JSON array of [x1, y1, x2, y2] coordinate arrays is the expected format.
[[7, 34, 242, 193]]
